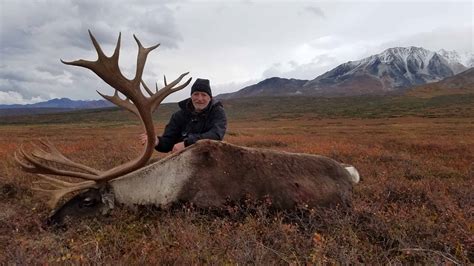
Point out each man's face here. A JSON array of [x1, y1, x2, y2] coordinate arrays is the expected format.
[[191, 91, 211, 112]]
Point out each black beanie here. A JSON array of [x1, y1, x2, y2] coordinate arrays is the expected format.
[[191, 78, 212, 97]]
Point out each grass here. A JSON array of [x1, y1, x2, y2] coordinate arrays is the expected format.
[[1, 94, 474, 125], [0, 95, 473, 263]]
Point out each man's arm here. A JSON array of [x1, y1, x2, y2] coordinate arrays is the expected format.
[[155, 112, 183, 152], [184, 106, 227, 147]]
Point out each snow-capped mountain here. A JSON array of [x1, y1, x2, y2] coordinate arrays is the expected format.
[[217, 46, 473, 99], [437, 49, 474, 74], [302, 47, 473, 96]]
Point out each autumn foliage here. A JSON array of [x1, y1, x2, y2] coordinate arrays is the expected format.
[[0, 96, 473, 263]]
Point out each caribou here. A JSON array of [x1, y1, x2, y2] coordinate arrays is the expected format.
[[15, 32, 360, 224]]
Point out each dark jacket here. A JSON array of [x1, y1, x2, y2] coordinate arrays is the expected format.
[[155, 98, 227, 152]]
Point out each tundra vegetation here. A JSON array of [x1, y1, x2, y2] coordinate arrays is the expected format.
[[1, 93, 473, 264], [1, 26, 472, 264]]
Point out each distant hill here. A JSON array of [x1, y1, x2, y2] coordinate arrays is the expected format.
[[217, 77, 308, 99], [0, 98, 114, 109], [217, 47, 473, 99], [0, 98, 114, 116], [2, 94, 474, 125], [406, 68, 474, 98]]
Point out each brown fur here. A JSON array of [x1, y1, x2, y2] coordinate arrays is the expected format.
[[177, 140, 354, 209]]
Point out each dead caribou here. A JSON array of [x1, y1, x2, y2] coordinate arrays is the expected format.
[[15, 32, 360, 224]]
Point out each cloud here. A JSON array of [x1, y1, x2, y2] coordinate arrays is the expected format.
[[261, 34, 388, 80], [302, 6, 325, 18], [379, 26, 474, 54], [214, 79, 261, 95], [0, 91, 45, 105], [262, 55, 340, 80]]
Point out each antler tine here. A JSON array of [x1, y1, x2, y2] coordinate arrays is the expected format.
[[17, 145, 102, 180], [33, 174, 82, 188], [32, 180, 97, 209], [16, 150, 97, 208], [29, 141, 49, 157], [33, 180, 63, 189], [160, 72, 191, 92], [88, 29, 108, 61], [16, 142, 99, 208], [60, 30, 110, 72], [111, 32, 121, 60], [169, 76, 193, 93], [143, 72, 192, 114], [34, 174, 95, 188], [14, 149, 35, 170], [141, 80, 154, 97], [29, 139, 102, 175], [62, 31, 164, 108], [98, 90, 140, 117], [133, 34, 160, 85], [61, 31, 138, 101], [150, 73, 192, 112]]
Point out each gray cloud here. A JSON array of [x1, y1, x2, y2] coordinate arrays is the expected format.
[[262, 55, 339, 80], [0, 0, 183, 104], [379, 26, 473, 54], [0, 0, 472, 104], [303, 6, 325, 18], [35, 65, 67, 77]]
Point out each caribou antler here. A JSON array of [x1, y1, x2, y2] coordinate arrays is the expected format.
[[15, 31, 191, 208]]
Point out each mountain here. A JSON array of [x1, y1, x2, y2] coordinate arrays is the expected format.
[[405, 67, 474, 98], [217, 77, 308, 99], [0, 97, 115, 117], [302, 47, 471, 96], [218, 47, 473, 99], [437, 49, 474, 74], [0, 98, 114, 109]]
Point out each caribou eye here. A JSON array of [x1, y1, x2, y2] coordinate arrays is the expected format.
[[81, 197, 98, 208]]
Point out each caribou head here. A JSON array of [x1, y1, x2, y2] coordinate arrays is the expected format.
[[15, 32, 360, 225]]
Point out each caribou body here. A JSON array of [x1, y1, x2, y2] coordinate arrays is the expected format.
[[15, 32, 360, 224], [112, 140, 358, 208], [48, 140, 359, 224]]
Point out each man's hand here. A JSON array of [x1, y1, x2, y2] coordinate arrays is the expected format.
[[172, 142, 185, 153], [139, 133, 158, 146]]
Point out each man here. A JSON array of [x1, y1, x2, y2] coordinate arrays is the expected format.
[[140, 78, 227, 153]]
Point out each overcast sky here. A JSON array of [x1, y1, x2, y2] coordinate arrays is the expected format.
[[0, 0, 472, 104]]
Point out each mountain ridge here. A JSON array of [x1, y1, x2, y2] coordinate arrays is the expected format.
[[301, 46, 466, 95], [219, 47, 473, 99], [0, 97, 114, 109], [217, 77, 308, 100], [406, 67, 474, 98]]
